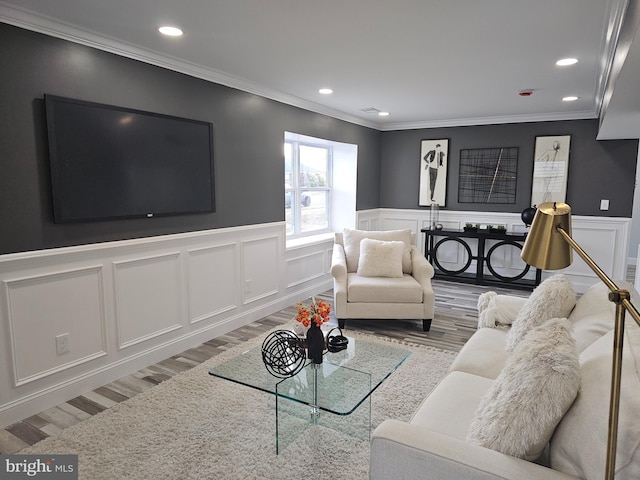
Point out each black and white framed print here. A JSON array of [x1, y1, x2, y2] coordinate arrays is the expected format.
[[531, 135, 571, 206], [419, 139, 449, 206]]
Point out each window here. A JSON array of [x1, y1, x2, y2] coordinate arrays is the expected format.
[[285, 136, 332, 237]]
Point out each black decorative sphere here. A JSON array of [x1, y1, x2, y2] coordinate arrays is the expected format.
[[261, 330, 306, 378], [521, 206, 537, 227]]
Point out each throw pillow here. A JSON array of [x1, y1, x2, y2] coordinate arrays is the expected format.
[[477, 291, 528, 330], [342, 229, 412, 274], [505, 274, 576, 352], [356, 239, 405, 278], [467, 317, 581, 461]]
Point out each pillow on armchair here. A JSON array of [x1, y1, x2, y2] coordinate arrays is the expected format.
[[343, 229, 413, 274], [356, 239, 405, 278]]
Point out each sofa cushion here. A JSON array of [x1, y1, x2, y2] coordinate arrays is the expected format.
[[343, 229, 412, 274], [357, 238, 404, 278], [410, 371, 494, 441], [346, 273, 423, 303], [550, 326, 640, 479], [505, 274, 576, 352], [467, 317, 580, 461], [449, 327, 509, 380]]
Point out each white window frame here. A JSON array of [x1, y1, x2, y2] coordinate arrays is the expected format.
[[285, 137, 332, 238]]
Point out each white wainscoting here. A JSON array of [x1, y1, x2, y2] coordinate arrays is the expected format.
[[0, 211, 630, 426], [0, 222, 334, 427], [358, 208, 632, 293]]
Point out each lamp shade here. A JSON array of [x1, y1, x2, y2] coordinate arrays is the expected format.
[[521, 202, 573, 270]]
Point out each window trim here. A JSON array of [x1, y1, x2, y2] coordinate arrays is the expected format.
[[285, 138, 332, 239]]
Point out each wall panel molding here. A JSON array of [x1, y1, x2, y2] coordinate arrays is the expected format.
[[4, 266, 107, 387], [113, 252, 183, 350], [241, 234, 280, 305], [187, 243, 238, 324], [0, 223, 333, 427], [360, 208, 632, 293], [285, 250, 327, 288]]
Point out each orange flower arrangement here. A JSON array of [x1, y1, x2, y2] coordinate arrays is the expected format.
[[295, 297, 331, 328]]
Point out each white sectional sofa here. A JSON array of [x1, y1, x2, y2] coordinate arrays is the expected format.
[[370, 278, 640, 480]]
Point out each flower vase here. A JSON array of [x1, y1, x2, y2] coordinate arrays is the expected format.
[[306, 323, 325, 364]]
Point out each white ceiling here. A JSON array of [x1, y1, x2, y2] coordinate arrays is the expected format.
[[1, 0, 639, 135]]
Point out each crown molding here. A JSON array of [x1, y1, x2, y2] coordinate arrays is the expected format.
[[0, 4, 381, 130], [0, 3, 614, 133], [379, 110, 598, 132], [595, 0, 633, 120]]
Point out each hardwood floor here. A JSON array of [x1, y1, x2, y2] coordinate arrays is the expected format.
[[0, 279, 536, 454]]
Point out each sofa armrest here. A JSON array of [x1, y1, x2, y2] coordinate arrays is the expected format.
[[410, 245, 434, 283], [330, 243, 347, 281], [330, 243, 348, 318], [370, 420, 578, 480]]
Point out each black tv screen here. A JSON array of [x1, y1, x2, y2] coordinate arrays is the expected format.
[[44, 95, 215, 223]]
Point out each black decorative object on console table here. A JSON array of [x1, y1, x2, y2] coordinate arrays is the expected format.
[[421, 228, 542, 290]]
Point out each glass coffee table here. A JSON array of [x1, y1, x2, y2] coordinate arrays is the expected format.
[[209, 333, 410, 453]]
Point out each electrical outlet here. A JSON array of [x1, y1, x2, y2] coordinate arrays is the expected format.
[[55, 333, 70, 355]]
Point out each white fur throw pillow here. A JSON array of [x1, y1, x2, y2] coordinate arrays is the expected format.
[[356, 238, 405, 278], [343, 228, 412, 274], [477, 291, 528, 330], [505, 274, 576, 352], [467, 317, 581, 461]]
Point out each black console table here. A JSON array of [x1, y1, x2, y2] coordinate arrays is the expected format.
[[421, 228, 541, 290]]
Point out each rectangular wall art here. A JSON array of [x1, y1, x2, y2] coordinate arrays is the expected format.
[[458, 147, 518, 204], [531, 135, 571, 206], [419, 139, 449, 206]]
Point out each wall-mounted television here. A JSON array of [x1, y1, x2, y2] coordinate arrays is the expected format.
[[44, 95, 215, 223]]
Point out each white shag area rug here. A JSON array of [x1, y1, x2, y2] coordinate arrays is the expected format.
[[23, 330, 456, 480]]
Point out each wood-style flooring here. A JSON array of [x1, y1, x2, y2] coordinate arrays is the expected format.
[[0, 278, 553, 454]]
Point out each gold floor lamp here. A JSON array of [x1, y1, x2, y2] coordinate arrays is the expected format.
[[521, 202, 640, 480]]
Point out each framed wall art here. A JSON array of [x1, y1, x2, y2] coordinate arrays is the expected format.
[[419, 139, 449, 206], [531, 135, 571, 206], [458, 147, 518, 204]]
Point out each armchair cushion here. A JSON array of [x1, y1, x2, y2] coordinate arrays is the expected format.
[[347, 273, 424, 303], [343, 228, 413, 274], [357, 238, 405, 278]]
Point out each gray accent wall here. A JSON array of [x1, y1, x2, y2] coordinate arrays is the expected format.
[[0, 23, 380, 254], [380, 121, 638, 217], [1, 22, 638, 256]]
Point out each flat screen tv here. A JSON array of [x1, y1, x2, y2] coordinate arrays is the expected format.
[[44, 94, 215, 223]]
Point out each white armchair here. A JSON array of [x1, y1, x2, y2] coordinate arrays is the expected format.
[[331, 229, 435, 331]]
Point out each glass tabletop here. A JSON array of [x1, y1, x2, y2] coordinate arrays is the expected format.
[[208, 333, 411, 411]]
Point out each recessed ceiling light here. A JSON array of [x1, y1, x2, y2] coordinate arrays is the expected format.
[[562, 96, 579, 102], [318, 88, 333, 95], [378, 111, 390, 117], [158, 26, 183, 37], [556, 58, 578, 66]]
